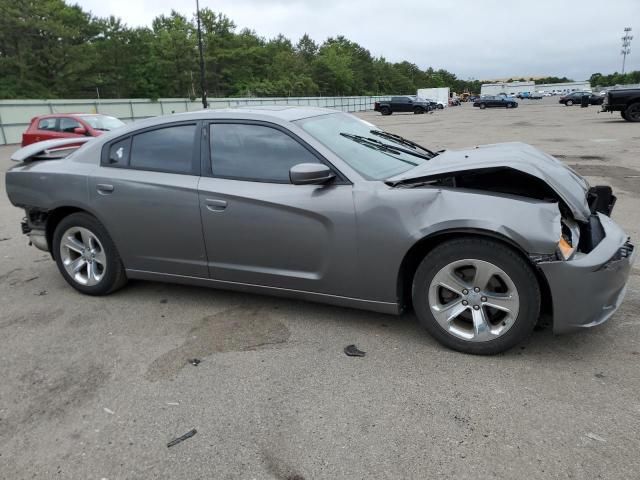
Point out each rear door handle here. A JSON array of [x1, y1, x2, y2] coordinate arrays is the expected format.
[[97, 183, 114, 194], [205, 198, 228, 212]]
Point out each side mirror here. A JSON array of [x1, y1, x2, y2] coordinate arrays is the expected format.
[[74, 127, 88, 136], [289, 163, 335, 185]]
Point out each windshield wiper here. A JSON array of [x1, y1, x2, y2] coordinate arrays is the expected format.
[[370, 130, 438, 157], [339, 132, 432, 162]]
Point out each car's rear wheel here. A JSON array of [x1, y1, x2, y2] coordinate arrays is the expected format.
[[565, 99, 573, 106], [505, 102, 513, 108], [413, 106, 424, 114], [479, 103, 487, 109], [623, 102, 640, 122], [53, 213, 127, 295], [412, 238, 540, 355], [621, 110, 630, 120], [380, 106, 391, 116], [437, 104, 444, 110]]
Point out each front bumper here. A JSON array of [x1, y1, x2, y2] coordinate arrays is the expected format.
[[538, 214, 636, 334]]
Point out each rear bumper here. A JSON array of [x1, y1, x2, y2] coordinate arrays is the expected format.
[[538, 214, 635, 334]]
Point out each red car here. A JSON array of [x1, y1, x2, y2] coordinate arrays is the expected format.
[[21, 113, 125, 147]]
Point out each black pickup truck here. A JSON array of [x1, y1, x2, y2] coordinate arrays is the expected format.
[[601, 88, 640, 122], [373, 96, 433, 115]]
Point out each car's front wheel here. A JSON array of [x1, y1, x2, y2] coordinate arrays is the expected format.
[[380, 106, 391, 116], [53, 212, 127, 295], [479, 103, 487, 109], [565, 99, 573, 106], [412, 237, 540, 355]]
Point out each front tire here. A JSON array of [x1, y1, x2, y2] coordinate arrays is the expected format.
[[411, 237, 540, 355], [565, 100, 573, 106], [413, 106, 424, 114], [380, 106, 391, 116], [479, 103, 487, 109], [53, 212, 127, 295]]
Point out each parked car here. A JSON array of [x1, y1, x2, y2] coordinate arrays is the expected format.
[[558, 92, 604, 106], [600, 88, 640, 121], [516, 92, 531, 99], [6, 107, 635, 355], [373, 96, 432, 115], [473, 96, 518, 109], [21, 114, 125, 147]]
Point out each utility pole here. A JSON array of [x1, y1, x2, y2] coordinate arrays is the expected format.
[[621, 27, 633, 74], [196, 0, 207, 108]]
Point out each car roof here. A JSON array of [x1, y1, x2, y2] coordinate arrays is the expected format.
[[34, 113, 104, 119]]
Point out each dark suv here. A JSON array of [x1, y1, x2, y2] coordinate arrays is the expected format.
[[374, 96, 432, 115]]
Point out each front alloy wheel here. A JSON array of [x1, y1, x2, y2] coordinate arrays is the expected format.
[[428, 259, 519, 342], [412, 237, 540, 354]]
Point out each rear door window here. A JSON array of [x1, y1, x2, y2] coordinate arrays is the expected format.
[[37, 118, 57, 131], [129, 124, 197, 174]]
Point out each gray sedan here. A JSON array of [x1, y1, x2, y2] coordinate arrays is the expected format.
[[5, 107, 635, 354]]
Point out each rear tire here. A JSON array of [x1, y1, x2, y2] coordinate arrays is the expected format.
[[479, 103, 487, 109], [623, 102, 640, 122], [413, 106, 424, 114], [566, 100, 573, 106], [411, 237, 540, 355], [53, 213, 127, 296], [380, 106, 391, 116]]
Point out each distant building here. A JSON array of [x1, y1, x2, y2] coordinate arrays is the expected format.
[[534, 81, 591, 93], [480, 80, 591, 95], [480, 81, 535, 96]]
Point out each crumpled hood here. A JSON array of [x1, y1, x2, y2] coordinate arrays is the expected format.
[[387, 142, 592, 221]]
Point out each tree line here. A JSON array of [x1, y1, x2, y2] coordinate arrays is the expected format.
[[0, 0, 636, 100]]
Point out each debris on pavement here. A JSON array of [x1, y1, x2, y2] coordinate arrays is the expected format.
[[167, 402, 180, 406], [344, 344, 366, 357], [188, 358, 201, 366], [167, 428, 197, 448], [0, 237, 10, 242], [103, 407, 114, 415], [24, 276, 39, 282], [160, 298, 168, 304], [595, 372, 606, 378], [585, 432, 606, 442], [34, 290, 47, 296]]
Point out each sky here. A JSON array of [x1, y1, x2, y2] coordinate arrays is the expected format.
[[74, 0, 638, 81]]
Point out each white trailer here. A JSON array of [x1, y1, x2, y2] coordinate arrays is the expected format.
[[417, 87, 450, 108]]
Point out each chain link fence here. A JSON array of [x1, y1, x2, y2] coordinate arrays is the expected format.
[[0, 96, 389, 145]]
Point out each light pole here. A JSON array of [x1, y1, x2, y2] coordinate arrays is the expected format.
[[621, 27, 633, 74], [196, 0, 207, 108]]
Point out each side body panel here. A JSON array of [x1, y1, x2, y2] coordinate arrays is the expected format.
[[88, 167, 207, 277], [198, 178, 360, 296], [352, 184, 562, 303]]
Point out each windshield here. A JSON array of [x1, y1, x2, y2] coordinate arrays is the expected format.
[[79, 115, 125, 131], [295, 113, 430, 180]]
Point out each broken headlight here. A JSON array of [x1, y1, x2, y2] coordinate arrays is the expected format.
[[557, 218, 580, 260]]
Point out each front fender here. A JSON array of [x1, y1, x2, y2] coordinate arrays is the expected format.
[[354, 186, 562, 303]]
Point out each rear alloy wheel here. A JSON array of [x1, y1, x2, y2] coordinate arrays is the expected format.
[[623, 102, 640, 122], [565, 99, 573, 106], [53, 213, 127, 295], [412, 238, 540, 355], [380, 106, 391, 116]]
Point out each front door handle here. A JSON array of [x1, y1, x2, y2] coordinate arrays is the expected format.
[[205, 198, 228, 212], [97, 183, 114, 194]]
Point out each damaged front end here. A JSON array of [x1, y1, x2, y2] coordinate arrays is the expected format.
[[387, 143, 635, 333]]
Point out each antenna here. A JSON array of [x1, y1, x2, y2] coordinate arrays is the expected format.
[[621, 27, 633, 74]]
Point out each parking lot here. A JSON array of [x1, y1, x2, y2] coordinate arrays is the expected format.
[[1, 98, 639, 479]]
